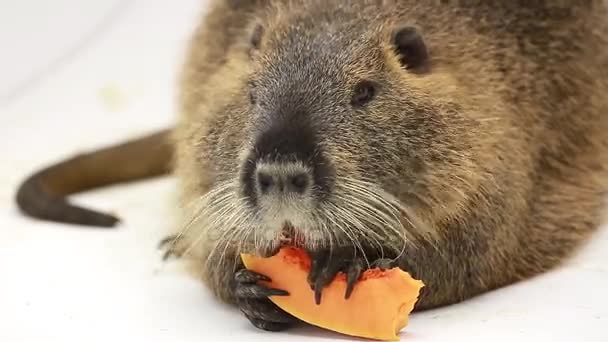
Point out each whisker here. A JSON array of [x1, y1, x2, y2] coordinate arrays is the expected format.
[[311, 209, 334, 251], [216, 204, 252, 269], [335, 194, 388, 258], [338, 176, 436, 241], [171, 182, 234, 247], [338, 192, 403, 235], [336, 184, 406, 243], [323, 201, 370, 268]]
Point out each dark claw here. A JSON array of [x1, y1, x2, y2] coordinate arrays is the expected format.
[[307, 250, 329, 290], [307, 247, 399, 304], [158, 234, 179, 249], [234, 269, 271, 283], [313, 261, 343, 305], [345, 259, 364, 299], [234, 283, 289, 299], [158, 234, 183, 261], [314, 284, 322, 305], [240, 299, 296, 324], [308, 247, 358, 305], [232, 269, 296, 332], [233, 269, 288, 299], [248, 317, 292, 332]]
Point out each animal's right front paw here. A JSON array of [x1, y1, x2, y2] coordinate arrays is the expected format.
[[232, 269, 297, 331]]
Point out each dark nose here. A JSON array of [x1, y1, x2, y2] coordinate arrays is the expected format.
[[256, 164, 312, 195]]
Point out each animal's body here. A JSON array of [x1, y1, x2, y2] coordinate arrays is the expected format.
[[16, 0, 608, 332]]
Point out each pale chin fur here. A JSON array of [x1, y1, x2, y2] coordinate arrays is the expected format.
[[258, 193, 316, 237]]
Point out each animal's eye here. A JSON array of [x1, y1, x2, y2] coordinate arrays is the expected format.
[[250, 24, 264, 50], [351, 81, 376, 107]]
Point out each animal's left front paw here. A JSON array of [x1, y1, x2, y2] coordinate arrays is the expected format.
[[306, 247, 396, 304], [232, 269, 297, 331], [158, 234, 185, 260]]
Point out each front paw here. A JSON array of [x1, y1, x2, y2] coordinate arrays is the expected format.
[[231, 269, 297, 331], [307, 247, 397, 304], [158, 234, 184, 260]]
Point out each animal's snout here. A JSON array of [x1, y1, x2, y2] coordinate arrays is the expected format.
[[256, 163, 312, 196], [240, 115, 334, 206]]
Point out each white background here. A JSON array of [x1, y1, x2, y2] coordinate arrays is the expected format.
[[0, 1, 607, 341]]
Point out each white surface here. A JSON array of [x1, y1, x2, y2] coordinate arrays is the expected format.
[[0, 1, 607, 341]]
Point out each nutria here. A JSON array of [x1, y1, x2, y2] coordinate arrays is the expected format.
[[16, 0, 608, 333]]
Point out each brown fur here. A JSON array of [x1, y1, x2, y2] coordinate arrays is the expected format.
[[171, 0, 608, 309], [15, 0, 608, 313]]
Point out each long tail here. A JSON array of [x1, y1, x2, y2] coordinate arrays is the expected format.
[[15, 129, 173, 228]]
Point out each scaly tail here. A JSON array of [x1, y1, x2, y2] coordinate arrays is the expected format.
[[15, 129, 173, 228]]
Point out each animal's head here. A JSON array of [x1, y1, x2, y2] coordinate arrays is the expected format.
[[183, 1, 511, 263]]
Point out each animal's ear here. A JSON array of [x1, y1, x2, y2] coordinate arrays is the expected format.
[[392, 26, 429, 73], [250, 23, 265, 50]]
